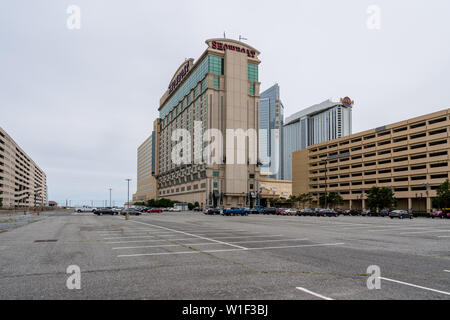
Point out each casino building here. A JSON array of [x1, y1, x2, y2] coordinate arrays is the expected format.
[[153, 39, 262, 208]]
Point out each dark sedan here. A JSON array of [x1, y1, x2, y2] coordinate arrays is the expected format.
[[389, 210, 413, 219], [94, 208, 117, 215], [262, 207, 277, 215], [297, 209, 314, 216], [121, 208, 141, 216]]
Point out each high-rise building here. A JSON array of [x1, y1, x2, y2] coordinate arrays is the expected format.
[[154, 38, 262, 208], [132, 132, 157, 202], [283, 98, 353, 180], [0, 127, 47, 208], [259, 83, 284, 180]]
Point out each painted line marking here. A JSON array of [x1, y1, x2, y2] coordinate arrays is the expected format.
[[295, 287, 334, 300], [380, 277, 450, 296], [437, 235, 450, 238], [117, 218, 248, 250], [105, 234, 285, 244], [112, 238, 309, 250], [399, 229, 450, 235], [444, 270, 450, 273], [117, 242, 344, 257]]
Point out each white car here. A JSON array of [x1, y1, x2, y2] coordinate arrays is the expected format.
[[75, 206, 96, 213], [172, 207, 182, 212], [284, 208, 298, 215]]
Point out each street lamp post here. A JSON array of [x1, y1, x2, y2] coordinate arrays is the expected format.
[[109, 188, 112, 208], [125, 179, 131, 208]]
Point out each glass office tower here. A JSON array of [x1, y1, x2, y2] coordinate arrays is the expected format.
[[283, 99, 352, 180], [259, 84, 284, 180]]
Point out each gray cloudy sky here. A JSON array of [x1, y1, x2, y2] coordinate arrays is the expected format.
[[1, 0, 449, 205]]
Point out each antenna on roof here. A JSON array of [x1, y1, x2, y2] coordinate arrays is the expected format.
[[239, 35, 248, 42]]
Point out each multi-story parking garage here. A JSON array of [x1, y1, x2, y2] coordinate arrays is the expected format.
[[292, 109, 450, 212], [0, 127, 47, 208]]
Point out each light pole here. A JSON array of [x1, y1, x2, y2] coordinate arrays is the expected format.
[[109, 188, 112, 208], [125, 179, 131, 208]]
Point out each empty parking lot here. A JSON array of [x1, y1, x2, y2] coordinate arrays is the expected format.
[[0, 210, 449, 299]]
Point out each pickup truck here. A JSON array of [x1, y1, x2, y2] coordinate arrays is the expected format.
[[223, 207, 249, 216], [75, 206, 96, 213]]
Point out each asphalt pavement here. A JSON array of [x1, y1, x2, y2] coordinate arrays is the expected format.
[[0, 209, 449, 300]]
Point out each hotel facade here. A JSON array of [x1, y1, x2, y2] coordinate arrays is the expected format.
[[152, 39, 262, 208], [0, 127, 47, 208], [132, 132, 157, 203], [292, 109, 450, 212]]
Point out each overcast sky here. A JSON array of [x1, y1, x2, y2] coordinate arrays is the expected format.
[[1, 0, 449, 205]]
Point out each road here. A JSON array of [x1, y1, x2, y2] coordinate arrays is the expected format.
[[0, 210, 449, 300]]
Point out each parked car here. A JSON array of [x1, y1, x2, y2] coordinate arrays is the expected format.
[[223, 207, 249, 216], [389, 210, 413, 219], [379, 209, 391, 217], [297, 208, 314, 216], [121, 208, 141, 216], [284, 208, 297, 216], [319, 209, 339, 217], [193, 207, 202, 212], [75, 206, 96, 213], [262, 207, 277, 215], [94, 208, 116, 215], [276, 208, 287, 215], [250, 205, 264, 214], [361, 209, 377, 217], [429, 210, 445, 219], [204, 207, 221, 215], [342, 209, 359, 216], [147, 208, 163, 213]]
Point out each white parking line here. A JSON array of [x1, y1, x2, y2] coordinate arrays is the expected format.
[[444, 270, 450, 273], [399, 229, 450, 235], [105, 234, 285, 244], [117, 242, 345, 257], [295, 287, 334, 300], [117, 218, 248, 250], [437, 235, 450, 238], [112, 238, 309, 250], [380, 277, 450, 296]]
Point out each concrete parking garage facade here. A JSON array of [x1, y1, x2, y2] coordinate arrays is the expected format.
[[292, 109, 450, 212]]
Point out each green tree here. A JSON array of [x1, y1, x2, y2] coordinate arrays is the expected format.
[[366, 186, 397, 211], [319, 192, 343, 208], [297, 193, 313, 209], [434, 179, 450, 209]]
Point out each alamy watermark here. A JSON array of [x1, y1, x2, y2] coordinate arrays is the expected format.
[[366, 5, 381, 30], [366, 265, 381, 290], [66, 265, 81, 290], [66, 5, 81, 30]]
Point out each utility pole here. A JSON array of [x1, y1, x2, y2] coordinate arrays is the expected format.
[[109, 188, 112, 208], [125, 179, 131, 208]]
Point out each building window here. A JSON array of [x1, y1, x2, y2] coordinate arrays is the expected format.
[[249, 174, 255, 179], [248, 64, 258, 82], [250, 184, 254, 190], [209, 56, 224, 75], [213, 182, 218, 189], [213, 77, 219, 89], [213, 171, 219, 177], [249, 84, 255, 95]]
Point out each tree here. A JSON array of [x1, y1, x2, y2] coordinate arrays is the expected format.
[[434, 180, 450, 209], [366, 186, 397, 211], [319, 192, 343, 208], [296, 193, 312, 209]]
